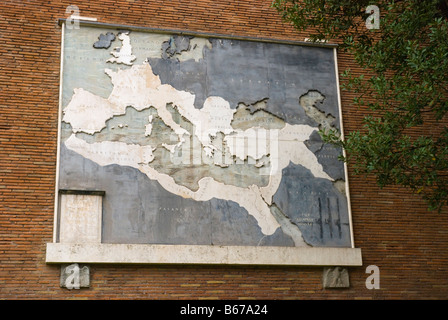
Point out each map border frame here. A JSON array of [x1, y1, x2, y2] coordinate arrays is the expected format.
[[47, 19, 361, 267]]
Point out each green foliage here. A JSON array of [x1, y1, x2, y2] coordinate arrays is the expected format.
[[273, 0, 448, 211]]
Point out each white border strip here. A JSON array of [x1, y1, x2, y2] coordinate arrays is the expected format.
[[333, 48, 355, 249], [53, 23, 65, 243], [57, 18, 338, 49], [46, 243, 362, 266], [69, 15, 97, 22]]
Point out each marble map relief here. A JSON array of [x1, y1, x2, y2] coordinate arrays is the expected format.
[[57, 25, 352, 248]]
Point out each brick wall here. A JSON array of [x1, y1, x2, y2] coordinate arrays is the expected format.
[[0, 0, 447, 299]]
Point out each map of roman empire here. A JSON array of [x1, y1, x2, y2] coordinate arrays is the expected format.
[[58, 25, 352, 247]]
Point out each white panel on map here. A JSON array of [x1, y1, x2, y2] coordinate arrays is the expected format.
[[59, 193, 102, 243]]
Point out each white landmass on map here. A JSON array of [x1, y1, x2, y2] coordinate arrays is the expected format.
[[62, 61, 333, 236], [107, 32, 136, 66]]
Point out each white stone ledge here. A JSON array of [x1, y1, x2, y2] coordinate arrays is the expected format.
[[46, 243, 362, 267]]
